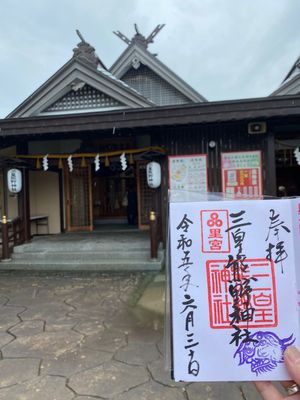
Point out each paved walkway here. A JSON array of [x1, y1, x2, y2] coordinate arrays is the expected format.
[[0, 272, 261, 399]]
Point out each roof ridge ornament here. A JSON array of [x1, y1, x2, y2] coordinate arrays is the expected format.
[[76, 29, 86, 43], [73, 30, 107, 70], [113, 24, 165, 49]]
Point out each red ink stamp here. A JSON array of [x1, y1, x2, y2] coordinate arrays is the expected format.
[[200, 210, 230, 253], [206, 258, 278, 329]]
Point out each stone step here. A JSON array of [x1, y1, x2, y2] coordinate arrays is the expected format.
[[2, 232, 164, 272], [0, 258, 163, 271], [11, 249, 153, 261], [13, 243, 150, 253]]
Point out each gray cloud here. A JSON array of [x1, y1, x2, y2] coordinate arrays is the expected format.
[[0, 0, 299, 117]]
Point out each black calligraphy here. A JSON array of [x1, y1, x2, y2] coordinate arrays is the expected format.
[[225, 211, 256, 347], [176, 214, 194, 292], [176, 214, 199, 376], [265, 208, 291, 273]]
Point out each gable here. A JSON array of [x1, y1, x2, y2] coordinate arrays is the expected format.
[[271, 55, 300, 96], [121, 64, 191, 106], [110, 44, 207, 104], [7, 58, 153, 118], [41, 84, 125, 115], [7, 30, 205, 119], [271, 74, 300, 96]]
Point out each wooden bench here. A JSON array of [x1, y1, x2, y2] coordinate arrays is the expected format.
[[30, 215, 49, 234]]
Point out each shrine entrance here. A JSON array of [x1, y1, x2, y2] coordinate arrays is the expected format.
[[63, 156, 163, 232], [18, 146, 165, 233], [92, 164, 137, 227], [92, 160, 158, 230]]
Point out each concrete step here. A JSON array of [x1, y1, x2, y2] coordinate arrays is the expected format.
[[1, 232, 164, 272], [13, 243, 150, 253], [0, 257, 164, 271], [11, 249, 153, 261]]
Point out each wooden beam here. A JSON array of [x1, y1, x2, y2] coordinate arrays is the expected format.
[[1, 95, 300, 137]]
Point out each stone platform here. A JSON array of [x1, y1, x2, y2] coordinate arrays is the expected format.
[[0, 230, 164, 271], [0, 271, 262, 399]]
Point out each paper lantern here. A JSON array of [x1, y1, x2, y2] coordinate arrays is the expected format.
[[146, 161, 161, 189], [7, 169, 22, 194]]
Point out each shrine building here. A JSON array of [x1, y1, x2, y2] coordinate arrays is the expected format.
[[0, 25, 300, 250]]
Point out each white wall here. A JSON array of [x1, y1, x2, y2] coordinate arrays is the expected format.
[[29, 171, 61, 234]]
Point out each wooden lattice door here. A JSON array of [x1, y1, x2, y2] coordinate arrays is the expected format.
[[65, 166, 93, 231]]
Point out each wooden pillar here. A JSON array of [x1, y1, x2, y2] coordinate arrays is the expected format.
[[1, 215, 10, 260], [149, 210, 158, 260], [160, 158, 168, 247], [2, 167, 8, 217], [2, 168, 11, 260], [21, 168, 31, 242], [265, 131, 277, 196]]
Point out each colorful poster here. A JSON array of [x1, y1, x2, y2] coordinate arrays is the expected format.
[[221, 151, 262, 198], [168, 154, 208, 192], [169, 195, 300, 382]]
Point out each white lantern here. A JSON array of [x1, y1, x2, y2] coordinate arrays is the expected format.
[[7, 169, 22, 193], [146, 161, 161, 189]]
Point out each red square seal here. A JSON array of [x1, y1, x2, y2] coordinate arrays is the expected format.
[[206, 258, 278, 329]]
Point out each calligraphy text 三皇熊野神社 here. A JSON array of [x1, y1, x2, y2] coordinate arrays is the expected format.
[[225, 211, 257, 347]]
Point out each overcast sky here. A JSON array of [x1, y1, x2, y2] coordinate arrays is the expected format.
[[1, 0, 300, 118]]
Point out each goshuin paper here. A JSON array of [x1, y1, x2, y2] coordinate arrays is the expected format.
[[169, 195, 300, 381]]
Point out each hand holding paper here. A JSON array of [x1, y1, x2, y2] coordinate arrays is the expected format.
[[169, 195, 300, 382]]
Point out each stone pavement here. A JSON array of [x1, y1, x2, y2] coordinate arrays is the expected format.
[[0, 271, 261, 400]]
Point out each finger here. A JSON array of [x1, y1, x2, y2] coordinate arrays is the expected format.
[[281, 380, 294, 389], [254, 381, 283, 400], [284, 346, 300, 384], [280, 381, 300, 398]]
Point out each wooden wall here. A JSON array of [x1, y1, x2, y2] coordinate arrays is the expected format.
[[148, 121, 275, 245]]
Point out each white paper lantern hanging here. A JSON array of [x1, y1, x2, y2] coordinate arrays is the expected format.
[[146, 161, 161, 188], [7, 169, 22, 193]]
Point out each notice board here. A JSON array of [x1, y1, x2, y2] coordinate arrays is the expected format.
[[168, 154, 208, 192], [221, 151, 262, 198]]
